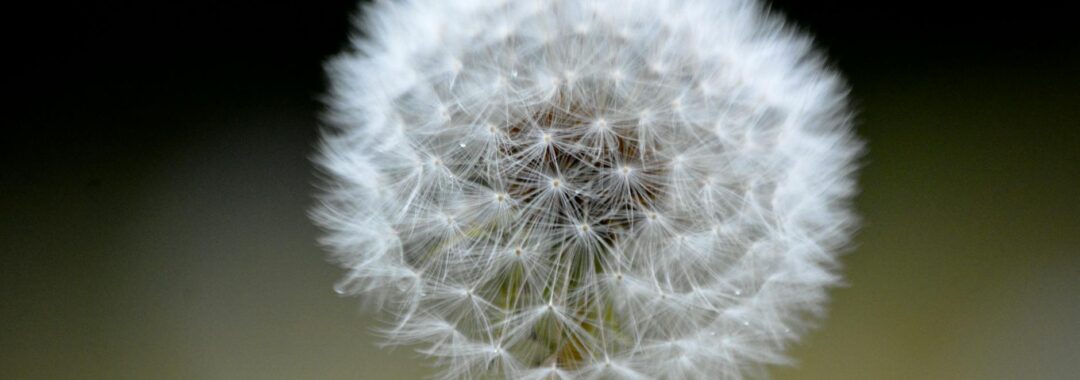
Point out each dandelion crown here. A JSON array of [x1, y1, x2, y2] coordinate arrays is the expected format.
[[313, 0, 860, 378]]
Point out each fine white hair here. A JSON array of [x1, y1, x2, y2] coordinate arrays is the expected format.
[[313, 0, 862, 378]]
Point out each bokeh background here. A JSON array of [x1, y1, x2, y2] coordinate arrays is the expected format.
[[5, 1, 1078, 379]]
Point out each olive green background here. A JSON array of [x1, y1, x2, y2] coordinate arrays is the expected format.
[[5, 1, 1078, 379]]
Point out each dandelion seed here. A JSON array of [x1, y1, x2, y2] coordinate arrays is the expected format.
[[313, 0, 861, 379]]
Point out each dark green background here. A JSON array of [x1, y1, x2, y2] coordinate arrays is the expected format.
[[5, 1, 1078, 378]]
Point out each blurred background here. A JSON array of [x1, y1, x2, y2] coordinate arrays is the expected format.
[[4, 1, 1077, 379]]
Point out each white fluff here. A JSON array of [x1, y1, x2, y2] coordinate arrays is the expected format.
[[313, 0, 861, 378]]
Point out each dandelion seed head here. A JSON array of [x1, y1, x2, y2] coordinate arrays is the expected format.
[[314, 0, 861, 378]]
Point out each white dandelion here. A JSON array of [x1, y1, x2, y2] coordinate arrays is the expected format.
[[312, 0, 861, 378]]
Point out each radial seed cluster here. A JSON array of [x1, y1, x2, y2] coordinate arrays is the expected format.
[[313, 0, 861, 378]]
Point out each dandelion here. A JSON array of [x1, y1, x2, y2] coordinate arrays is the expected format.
[[312, 0, 861, 378]]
